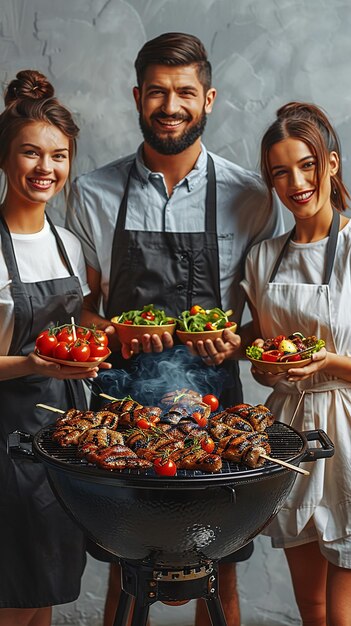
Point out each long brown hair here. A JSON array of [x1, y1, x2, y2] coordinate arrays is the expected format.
[[0, 69, 79, 177], [260, 102, 349, 211]]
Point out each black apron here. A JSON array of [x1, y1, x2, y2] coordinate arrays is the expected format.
[[0, 215, 87, 608], [104, 155, 242, 407]]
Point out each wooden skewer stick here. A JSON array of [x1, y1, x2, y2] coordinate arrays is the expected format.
[[71, 316, 77, 342], [260, 453, 309, 476], [36, 403, 65, 414], [100, 393, 119, 401]]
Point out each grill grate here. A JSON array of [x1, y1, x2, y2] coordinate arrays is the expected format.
[[34, 422, 305, 480]]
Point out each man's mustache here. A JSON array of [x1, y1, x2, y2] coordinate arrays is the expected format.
[[151, 112, 191, 121]]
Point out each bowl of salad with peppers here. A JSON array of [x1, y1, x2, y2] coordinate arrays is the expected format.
[[176, 305, 237, 345], [111, 305, 176, 343], [246, 332, 325, 373]]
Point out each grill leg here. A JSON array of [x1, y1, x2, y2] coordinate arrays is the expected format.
[[112, 589, 133, 626], [205, 596, 228, 626], [130, 600, 150, 626]]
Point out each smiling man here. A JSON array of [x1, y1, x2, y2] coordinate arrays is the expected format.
[[66, 32, 284, 626]]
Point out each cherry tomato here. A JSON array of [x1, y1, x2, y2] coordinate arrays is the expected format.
[[53, 341, 71, 360], [204, 322, 215, 331], [35, 331, 58, 357], [272, 334, 286, 348], [261, 350, 283, 362], [70, 341, 91, 362], [224, 321, 234, 328], [190, 305, 205, 315], [91, 330, 109, 347], [192, 411, 208, 428], [136, 418, 152, 429], [123, 320, 133, 325], [87, 343, 110, 360], [202, 394, 219, 412], [141, 311, 156, 321], [153, 458, 177, 476], [201, 436, 215, 454], [76, 326, 92, 341], [56, 327, 75, 344]]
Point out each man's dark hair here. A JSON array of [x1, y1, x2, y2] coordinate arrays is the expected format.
[[134, 32, 212, 92]]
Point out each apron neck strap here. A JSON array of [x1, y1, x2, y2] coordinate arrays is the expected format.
[[116, 154, 217, 233], [269, 208, 340, 285]]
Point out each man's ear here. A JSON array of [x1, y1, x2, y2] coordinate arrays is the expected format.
[[133, 86, 140, 112], [204, 87, 217, 114]]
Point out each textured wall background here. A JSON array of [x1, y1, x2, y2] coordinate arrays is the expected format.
[[1, 0, 350, 624]]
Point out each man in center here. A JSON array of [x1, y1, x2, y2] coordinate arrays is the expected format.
[[67, 31, 284, 626]]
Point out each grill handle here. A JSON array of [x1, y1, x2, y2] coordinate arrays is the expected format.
[[7, 430, 38, 461], [301, 429, 334, 462]]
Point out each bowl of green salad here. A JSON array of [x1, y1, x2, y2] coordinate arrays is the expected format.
[[111, 305, 176, 343]]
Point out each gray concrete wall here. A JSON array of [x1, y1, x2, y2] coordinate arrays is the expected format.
[[2, 1, 350, 624]]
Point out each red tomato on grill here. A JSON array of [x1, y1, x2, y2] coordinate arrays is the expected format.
[[136, 418, 152, 430], [35, 331, 58, 357], [201, 436, 215, 454], [202, 394, 219, 412], [192, 411, 208, 428], [153, 458, 177, 476]]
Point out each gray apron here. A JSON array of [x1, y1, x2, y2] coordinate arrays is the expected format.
[[0, 214, 87, 608], [105, 155, 242, 407]]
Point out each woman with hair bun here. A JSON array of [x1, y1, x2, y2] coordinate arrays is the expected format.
[[240, 102, 351, 625], [0, 70, 107, 625]]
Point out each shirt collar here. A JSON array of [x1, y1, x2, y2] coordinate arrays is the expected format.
[[134, 143, 208, 192]]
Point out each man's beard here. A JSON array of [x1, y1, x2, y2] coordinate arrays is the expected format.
[[139, 109, 207, 155]]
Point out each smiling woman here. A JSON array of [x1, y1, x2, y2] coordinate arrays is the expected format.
[[0, 70, 111, 626]]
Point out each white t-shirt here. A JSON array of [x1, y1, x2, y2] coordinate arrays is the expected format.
[[0, 218, 89, 355]]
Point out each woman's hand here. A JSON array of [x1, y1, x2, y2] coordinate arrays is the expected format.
[[28, 352, 101, 379], [121, 331, 174, 360], [287, 347, 327, 382], [186, 329, 241, 366]]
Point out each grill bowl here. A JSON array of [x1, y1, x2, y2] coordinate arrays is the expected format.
[[32, 422, 331, 567]]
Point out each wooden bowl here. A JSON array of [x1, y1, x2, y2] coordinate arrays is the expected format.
[[36, 350, 111, 368], [176, 323, 237, 345], [111, 319, 176, 344], [246, 355, 312, 373]]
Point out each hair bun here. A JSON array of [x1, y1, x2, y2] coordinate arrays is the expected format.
[[5, 69, 55, 106]]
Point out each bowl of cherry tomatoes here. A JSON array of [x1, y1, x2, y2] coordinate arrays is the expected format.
[[35, 323, 111, 367], [176, 305, 237, 345], [111, 305, 176, 344]]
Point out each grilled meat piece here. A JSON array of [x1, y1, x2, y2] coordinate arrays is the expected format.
[[103, 399, 143, 428], [87, 444, 152, 471], [162, 401, 211, 425], [210, 411, 253, 433], [217, 431, 270, 467], [160, 388, 202, 407], [226, 403, 274, 431], [167, 447, 222, 473], [78, 426, 124, 449], [56, 409, 97, 427], [133, 406, 162, 423], [52, 419, 98, 446]]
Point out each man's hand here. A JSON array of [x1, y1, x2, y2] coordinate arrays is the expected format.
[[186, 329, 241, 366], [121, 331, 174, 359]]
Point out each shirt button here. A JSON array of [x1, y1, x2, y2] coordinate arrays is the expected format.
[[176, 284, 184, 291]]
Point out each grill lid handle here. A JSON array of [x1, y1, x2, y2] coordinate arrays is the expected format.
[[7, 430, 38, 461], [301, 429, 334, 461]]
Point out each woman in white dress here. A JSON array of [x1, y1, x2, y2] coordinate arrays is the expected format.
[[240, 102, 351, 626]]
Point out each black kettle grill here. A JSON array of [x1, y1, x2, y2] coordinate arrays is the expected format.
[[9, 421, 334, 626]]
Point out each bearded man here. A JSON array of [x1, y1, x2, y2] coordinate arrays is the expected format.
[[66, 32, 284, 626]]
